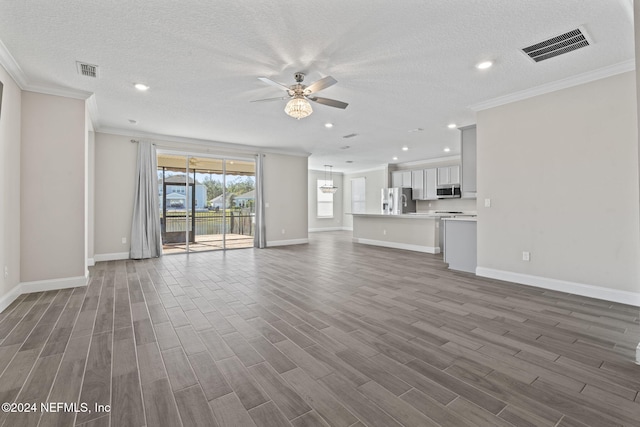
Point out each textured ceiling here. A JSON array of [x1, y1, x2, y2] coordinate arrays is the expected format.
[[0, 0, 634, 172]]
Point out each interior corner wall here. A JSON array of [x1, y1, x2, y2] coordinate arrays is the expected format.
[[0, 64, 21, 307], [308, 169, 343, 231], [94, 132, 137, 257], [342, 168, 386, 229], [476, 71, 640, 295], [264, 153, 308, 244], [20, 91, 86, 283]]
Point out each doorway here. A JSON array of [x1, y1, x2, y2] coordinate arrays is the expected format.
[[157, 153, 256, 254]]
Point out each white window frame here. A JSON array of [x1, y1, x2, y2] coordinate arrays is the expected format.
[[317, 179, 334, 218]]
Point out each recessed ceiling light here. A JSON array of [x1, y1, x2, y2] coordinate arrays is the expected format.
[[402, 146, 409, 151], [325, 123, 333, 128], [134, 83, 149, 91], [392, 156, 398, 161], [444, 147, 451, 152], [476, 61, 493, 70], [447, 123, 457, 129]]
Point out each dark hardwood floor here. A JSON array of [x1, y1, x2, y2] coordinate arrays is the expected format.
[[0, 231, 639, 426]]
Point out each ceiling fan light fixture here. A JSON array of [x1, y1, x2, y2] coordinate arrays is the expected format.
[[284, 96, 313, 119]]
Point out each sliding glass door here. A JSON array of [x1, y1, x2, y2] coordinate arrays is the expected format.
[[157, 153, 255, 254]]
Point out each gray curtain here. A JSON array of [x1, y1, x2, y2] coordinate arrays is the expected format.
[[254, 153, 266, 248], [130, 141, 163, 259]]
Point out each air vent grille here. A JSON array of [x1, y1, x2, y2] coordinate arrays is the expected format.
[[521, 28, 590, 62], [76, 62, 99, 78], [342, 133, 358, 139]]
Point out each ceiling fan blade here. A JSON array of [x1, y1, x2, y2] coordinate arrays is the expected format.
[[308, 96, 348, 109], [257, 77, 291, 91], [250, 96, 289, 103], [304, 76, 337, 94]]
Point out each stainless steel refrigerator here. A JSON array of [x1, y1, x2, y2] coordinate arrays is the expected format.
[[381, 188, 416, 214]]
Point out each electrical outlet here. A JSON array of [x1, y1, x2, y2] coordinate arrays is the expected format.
[[3, 266, 7, 279], [522, 251, 530, 261], [484, 198, 491, 208], [281, 229, 285, 235], [383, 229, 387, 235], [265, 203, 270, 208], [122, 237, 127, 244]]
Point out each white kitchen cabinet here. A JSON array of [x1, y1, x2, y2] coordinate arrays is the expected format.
[[437, 165, 460, 185], [411, 170, 424, 199], [460, 125, 477, 198], [392, 170, 412, 188], [411, 168, 437, 200], [425, 168, 437, 199]]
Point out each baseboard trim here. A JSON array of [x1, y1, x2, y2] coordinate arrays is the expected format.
[[353, 238, 440, 254], [94, 252, 130, 262], [342, 227, 353, 231], [0, 285, 23, 314], [268, 238, 309, 247], [309, 227, 345, 233], [21, 275, 89, 294], [0, 274, 89, 314], [476, 267, 640, 307]]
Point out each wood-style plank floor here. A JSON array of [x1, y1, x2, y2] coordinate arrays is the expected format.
[[0, 231, 639, 427]]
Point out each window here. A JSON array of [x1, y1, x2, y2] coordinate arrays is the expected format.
[[351, 177, 366, 214], [317, 179, 334, 218]]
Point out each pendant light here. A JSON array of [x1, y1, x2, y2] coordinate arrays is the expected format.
[[319, 165, 338, 194]]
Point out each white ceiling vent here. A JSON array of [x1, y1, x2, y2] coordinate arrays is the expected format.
[[76, 61, 99, 78], [521, 27, 591, 63], [342, 133, 358, 139]]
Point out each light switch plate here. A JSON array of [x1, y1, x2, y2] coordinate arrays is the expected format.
[[484, 198, 491, 208]]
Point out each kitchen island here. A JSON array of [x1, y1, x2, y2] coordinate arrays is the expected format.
[[352, 213, 442, 253], [442, 217, 477, 273]]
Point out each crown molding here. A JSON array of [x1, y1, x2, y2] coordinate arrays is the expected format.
[[469, 59, 636, 111], [0, 38, 27, 88], [394, 155, 461, 169], [97, 127, 311, 158], [341, 164, 388, 175], [1, 38, 92, 100]]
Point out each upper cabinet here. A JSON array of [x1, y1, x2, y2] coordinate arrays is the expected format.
[[411, 168, 438, 200], [460, 125, 477, 198], [437, 165, 460, 185], [392, 170, 412, 188], [411, 170, 424, 199]]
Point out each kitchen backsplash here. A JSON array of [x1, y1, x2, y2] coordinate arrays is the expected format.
[[416, 198, 477, 213]]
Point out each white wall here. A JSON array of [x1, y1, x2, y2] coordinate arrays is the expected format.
[[264, 153, 308, 244], [20, 92, 86, 283], [94, 132, 137, 257], [342, 167, 387, 229], [0, 65, 21, 307], [477, 71, 640, 298], [93, 132, 309, 256], [308, 169, 343, 231]]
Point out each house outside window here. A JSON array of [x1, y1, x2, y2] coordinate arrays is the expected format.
[[317, 179, 334, 218]]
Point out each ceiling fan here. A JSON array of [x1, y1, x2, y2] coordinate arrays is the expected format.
[[252, 72, 348, 119]]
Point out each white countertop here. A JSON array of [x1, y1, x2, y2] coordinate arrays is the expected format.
[[352, 211, 476, 219], [352, 213, 440, 219], [441, 216, 477, 222]]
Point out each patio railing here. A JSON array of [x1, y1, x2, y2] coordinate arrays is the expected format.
[[161, 211, 255, 237]]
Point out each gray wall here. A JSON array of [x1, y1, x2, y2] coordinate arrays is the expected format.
[[308, 169, 343, 231], [0, 64, 21, 303], [21, 92, 86, 282], [342, 167, 387, 229], [477, 71, 639, 294]]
